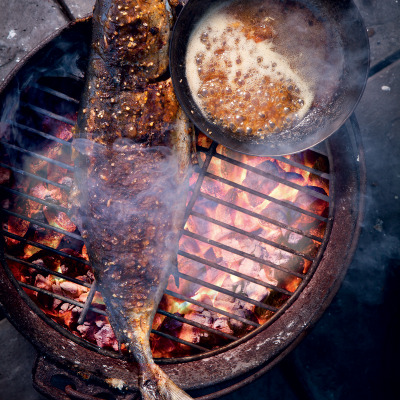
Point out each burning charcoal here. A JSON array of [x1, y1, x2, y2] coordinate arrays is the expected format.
[[60, 281, 86, 298], [285, 172, 305, 185], [238, 258, 261, 278], [151, 314, 186, 357], [94, 324, 119, 351], [244, 282, 271, 302], [306, 185, 328, 196], [43, 208, 76, 232], [60, 302, 73, 312], [86, 270, 95, 282], [77, 321, 91, 336], [213, 316, 234, 335], [187, 303, 204, 313], [285, 231, 319, 256], [95, 319, 106, 328], [180, 324, 203, 345], [185, 215, 226, 241], [200, 176, 229, 199], [23, 230, 65, 259], [81, 245, 89, 261], [161, 315, 184, 335], [0, 166, 11, 184], [185, 310, 213, 327], [258, 265, 277, 283], [242, 161, 283, 207], [42, 116, 75, 141], [179, 234, 202, 254], [221, 196, 262, 232], [260, 203, 290, 227], [267, 248, 295, 273], [55, 306, 81, 329], [4, 182, 62, 246], [47, 164, 74, 191], [53, 298, 63, 309], [228, 301, 258, 335], [187, 323, 218, 350], [197, 132, 213, 149], [287, 231, 307, 247], [51, 281, 64, 309], [32, 274, 61, 310], [34, 274, 52, 291], [214, 290, 235, 305], [305, 152, 329, 173], [293, 191, 329, 228], [5, 215, 30, 246], [28, 143, 64, 175], [1, 198, 10, 210], [151, 333, 180, 359], [28, 117, 74, 175]]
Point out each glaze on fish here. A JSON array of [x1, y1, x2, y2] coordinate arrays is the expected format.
[[70, 1, 194, 399]]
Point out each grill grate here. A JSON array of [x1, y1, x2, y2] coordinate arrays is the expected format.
[[0, 73, 331, 360]]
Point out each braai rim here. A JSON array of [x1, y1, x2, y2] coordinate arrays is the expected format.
[[0, 17, 365, 396], [170, 0, 370, 157], [0, 17, 332, 365], [0, 120, 364, 395]]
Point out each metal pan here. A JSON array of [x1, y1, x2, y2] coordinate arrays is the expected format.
[[170, 0, 369, 156]]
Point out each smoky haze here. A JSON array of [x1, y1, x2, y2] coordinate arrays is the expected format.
[[70, 137, 191, 273]]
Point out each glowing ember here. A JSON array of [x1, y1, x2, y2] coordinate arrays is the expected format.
[[1, 109, 329, 358]]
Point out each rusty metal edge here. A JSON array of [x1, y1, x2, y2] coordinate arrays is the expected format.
[[0, 19, 366, 400]]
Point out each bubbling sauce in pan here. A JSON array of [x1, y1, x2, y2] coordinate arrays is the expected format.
[[185, 0, 339, 138]]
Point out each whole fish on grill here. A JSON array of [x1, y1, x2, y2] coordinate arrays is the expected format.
[[70, 1, 194, 399]]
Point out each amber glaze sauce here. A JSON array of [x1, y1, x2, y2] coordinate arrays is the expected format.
[[185, 0, 330, 139]]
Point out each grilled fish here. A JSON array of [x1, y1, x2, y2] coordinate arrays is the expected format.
[[70, 1, 194, 399]]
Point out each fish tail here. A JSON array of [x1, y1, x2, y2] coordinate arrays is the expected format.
[[139, 362, 194, 400]]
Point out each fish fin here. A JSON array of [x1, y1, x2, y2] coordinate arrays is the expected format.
[[139, 363, 193, 400]]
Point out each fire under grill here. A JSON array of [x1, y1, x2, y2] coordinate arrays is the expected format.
[[0, 19, 365, 400]]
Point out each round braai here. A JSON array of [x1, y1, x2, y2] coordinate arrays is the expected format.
[[0, 19, 365, 400]]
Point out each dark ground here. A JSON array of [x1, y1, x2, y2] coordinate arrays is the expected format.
[[0, 0, 399, 399]]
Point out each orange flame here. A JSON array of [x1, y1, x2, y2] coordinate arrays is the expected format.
[[5, 121, 329, 358]]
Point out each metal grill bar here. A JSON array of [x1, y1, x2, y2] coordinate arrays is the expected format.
[[198, 145, 330, 179], [1, 208, 82, 241], [18, 281, 209, 352], [182, 229, 305, 279], [0, 162, 71, 191], [32, 83, 80, 105], [183, 142, 217, 222], [150, 330, 208, 352], [75, 281, 237, 342], [77, 280, 98, 325], [0, 185, 69, 213], [2, 231, 90, 266], [178, 250, 293, 296], [0, 140, 74, 172], [178, 272, 278, 312], [20, 102, 76, 126], [189, 210, 314, 261], [199, 192, 324, 243], [156, 309, 237, 341], [18, 281, 106, 315], [204, 172, 328, 222], [211, 151, 330, 202], [0, 71, 334, 360], [5, 254, 91, 288], [8, 121, 73, 146], [275, 155, 330, 179], [165, 290, 261, 328]]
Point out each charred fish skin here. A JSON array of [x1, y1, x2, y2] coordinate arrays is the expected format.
[[71, 1, 194, 399]]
